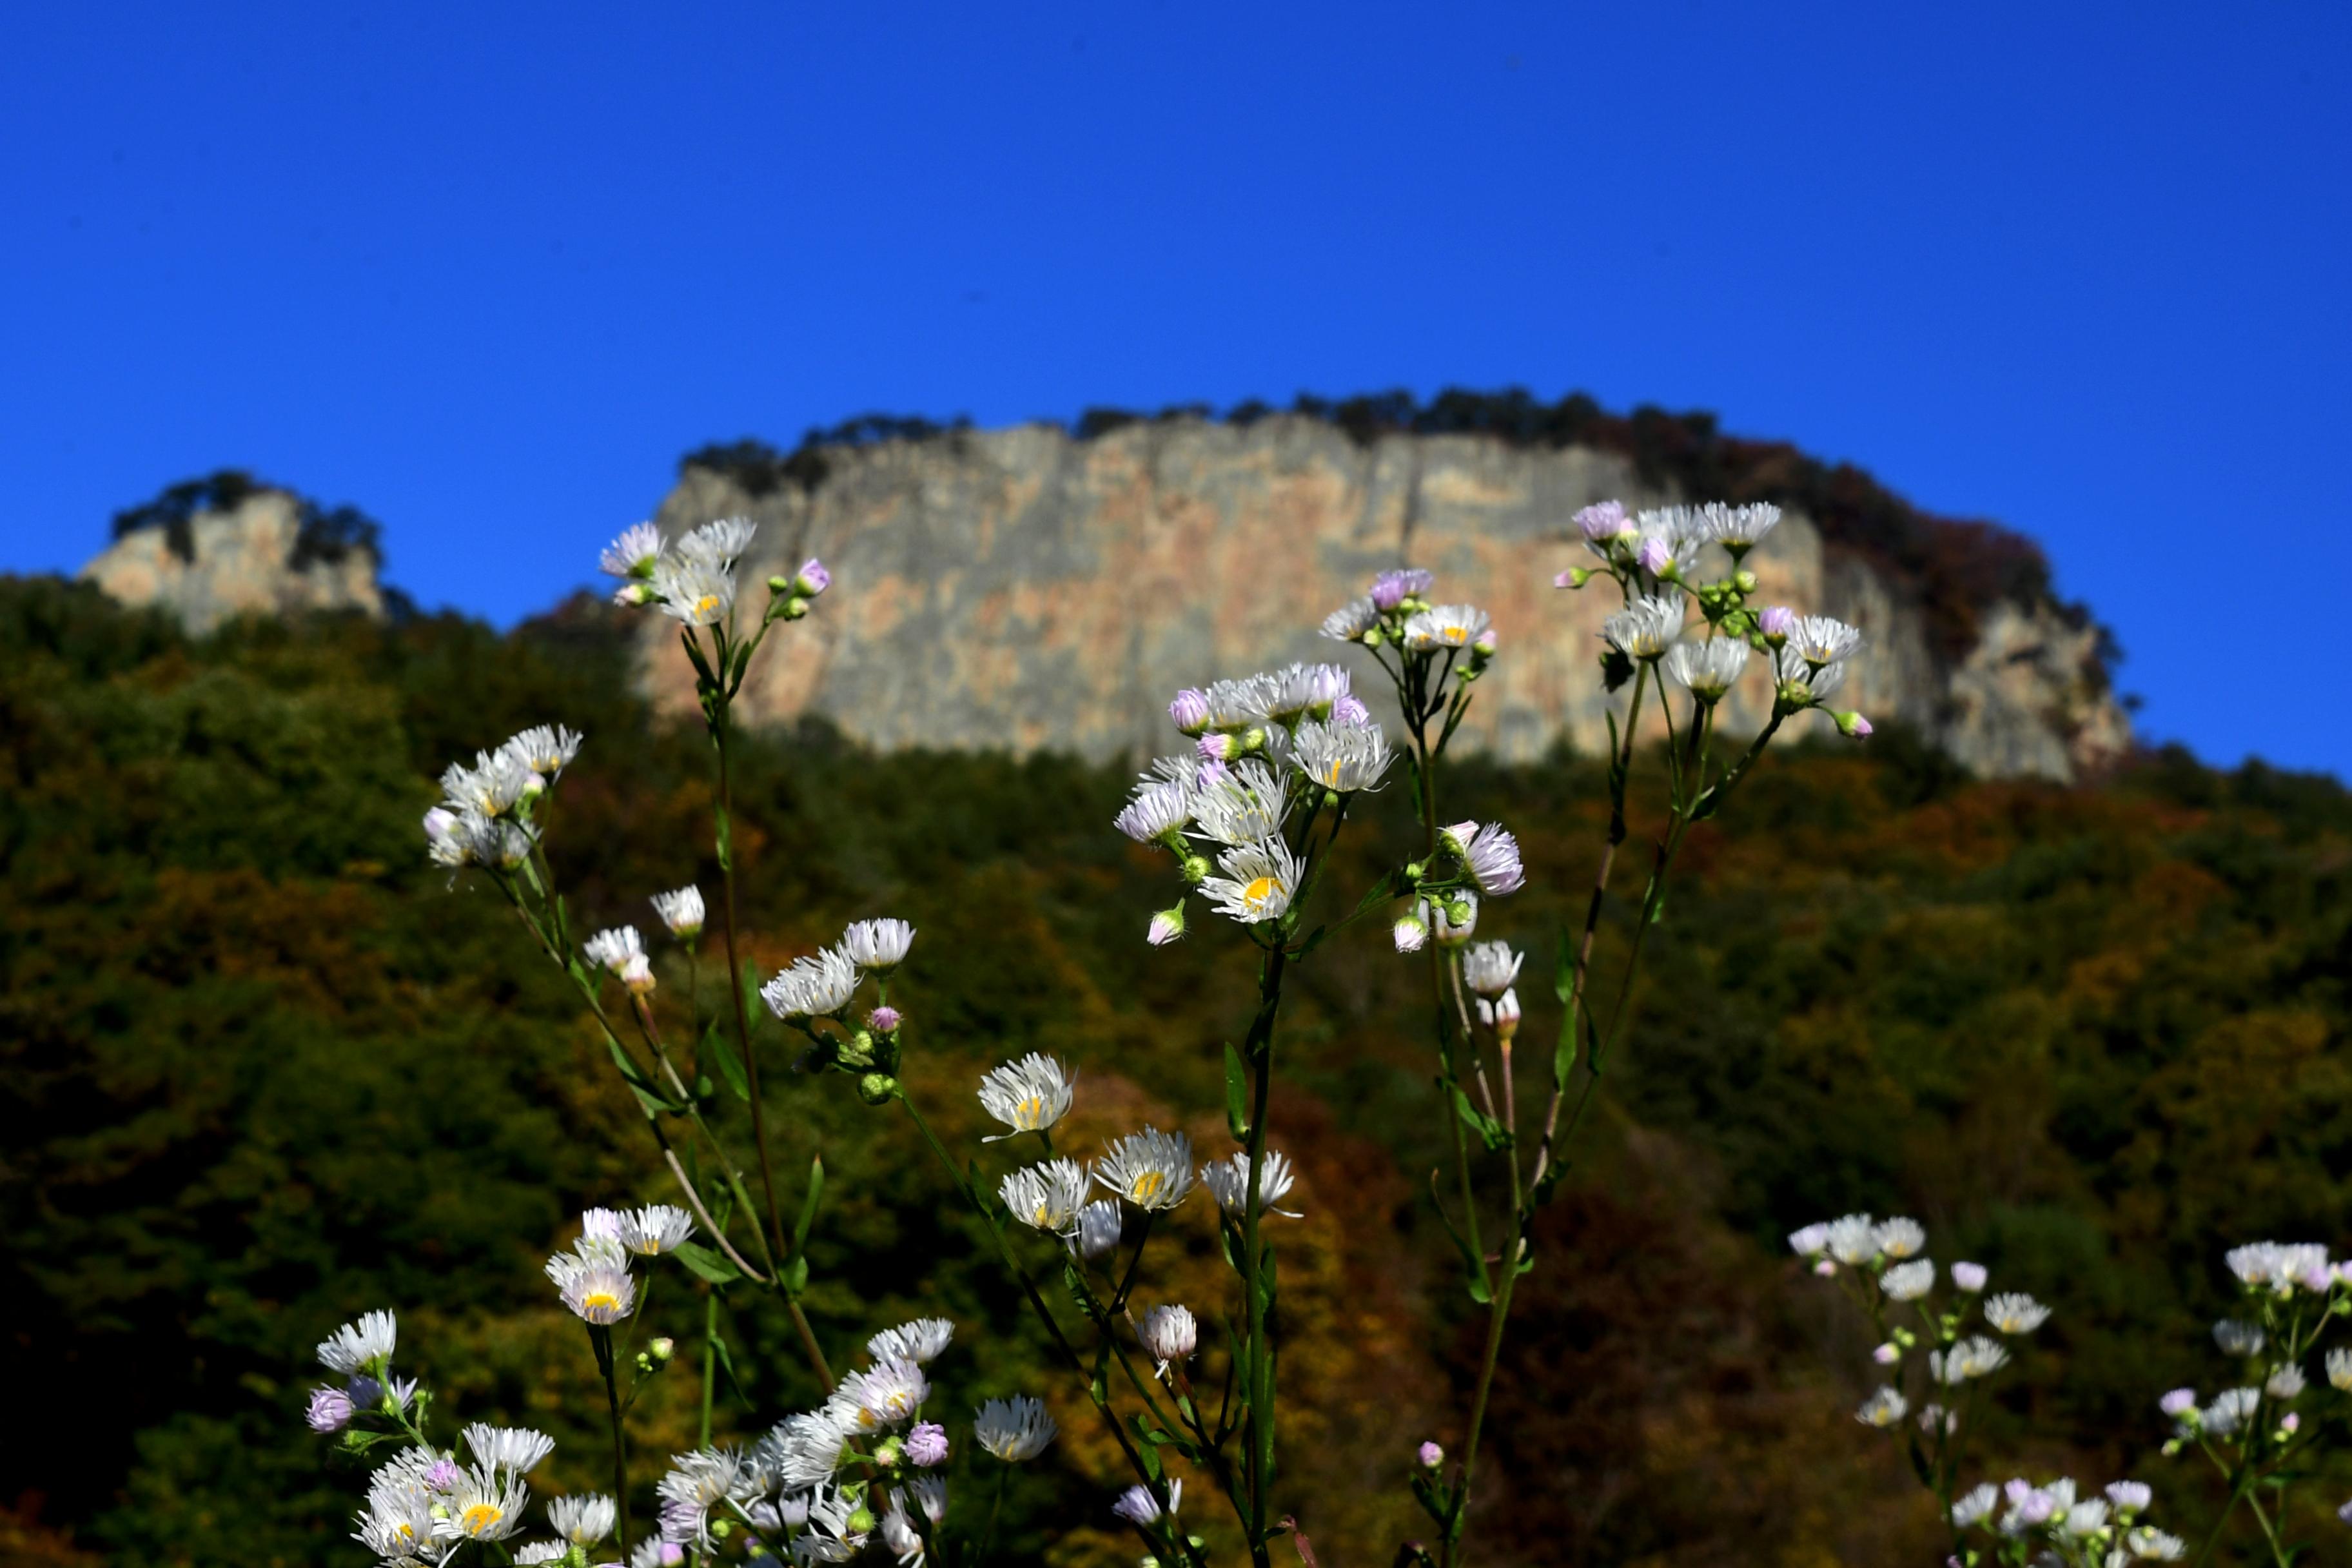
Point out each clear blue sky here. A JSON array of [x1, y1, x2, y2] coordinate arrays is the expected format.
[[4, 3, 2346, 775]]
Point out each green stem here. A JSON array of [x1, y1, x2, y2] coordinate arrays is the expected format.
[[712, 694, 790, 1273], [700, 1289, 718, 1449], [1240, 943, 1288, 1567], [592, 1324, 631, 1559]]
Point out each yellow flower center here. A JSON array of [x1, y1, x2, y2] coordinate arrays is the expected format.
[[1034, 1204, 1055, 1226], [461, 1504, 504, 1537], [582, 1290, 621, 1316], [1442, 623, 1469, 643], [1016, 1094, 1045, 1127], [1130, 1170, 1166, 1204], [695, 593, 721, 618], [1322, 760, 1344, 787], [1241, 876, 1280, 913]]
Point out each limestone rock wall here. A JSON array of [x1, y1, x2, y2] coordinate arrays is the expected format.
[[640, 417, 2128, 781], [81, 491, 384, 634]]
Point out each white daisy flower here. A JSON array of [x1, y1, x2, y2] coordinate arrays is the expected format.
[[1197, 673, 1278, 732], [843, 1358, 930, 1430], [652, 556, 738, 627], [2326, 1347, 2352, 1391], [974, 1395, 1057, 1462], [599, 523, 664, 579], [2127, 1527, 2186, 1560], [651, 887, 705, 939], [1856, 1386, 1908, 1427], [504, 725, 583, 777], [1189, 759, 1288, 846], [867, 1318, 955, 1366], [547, 1494, 617, 1546], [977, 1055, 1075, 1141], [1881, 1260, 1936, 1302], [1785, 614, 1863, 666], [1460, 941, 1522, 997], [2064, 1500, 2111, 1538], [1824, 1213, 1881, 1265], [438, 1466, 531, 1544], [1875, 1217, 1926, 1259], [1200, 836, 1301, 925], [1984, 1292, 2050, 1334], [1686, 500, 1781, 551], [554, 1258, 637, 1325], [1935, 1335, 2010, 1383], [756, 1409, 854, 1493], [1071, 1200, 1123, 1261], [1661, 638, 1750, 700], [1950, 1483, 1999, 1527], [1441, 821, 1525, 897], [1402, 603, 1491, 653], [583, 927, 645, 974], [1136, 1305, 1197, 1375], [1200, 1150, 1301, 1218], [1094, 1127, 1196, 1212], [465, 1425, 556, 1478], [2203, 1387, 2260, 1435], [1264, 662, 1352, 723], [1600, 594, 1687, 660], [354, 1476, 438, 1562], [617, 1204, 695, 1257], [1115, 780, 1193, 845], [1291, 718, 1394, 794], [1787, 1222, 1831, 1258], [318, 1310, 398, 1376], [1951, 1261, 1988, 1292], [999, 1159, 1091, 1233], [676, 517, 758, 567], [2266, 1362, 2306, 1400], [1319, 596, 1380, 642], [516, 1542, 567, 1564], [2213, 1319, 2265, 1357], [1112, 1478, 1181, 1525], [841, 917, 916, 972], [760, 948, 861, 1020]]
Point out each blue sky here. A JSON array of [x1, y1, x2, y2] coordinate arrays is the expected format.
[[4, 3, 2346, 774]]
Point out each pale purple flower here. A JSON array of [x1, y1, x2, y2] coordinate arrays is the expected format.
[[306, 1386, 354, 1433], [1418, 1441, 1444, 1467], [1371, 568, 1433, 611], [2160, 1387, 2198, 1418], [426, 1458, 462, 1493], [906, 1422, 949, 1467], [1574, 500, 1629, 542], [1331, 694, 1371, 726], [794, 559, 830, 597], [868, 1006, 901, 1033], [1197, 732, 1240, 763], [1169, 689, 1211, 736], [1759, 605, 1796, 640], [1952, 1261, 1988, 1293], [1638, 535, 1672, 575]]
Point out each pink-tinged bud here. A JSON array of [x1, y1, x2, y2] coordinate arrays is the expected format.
[[794, 558, 830, 597], [1638, 536, 1672, 576], [2160, 1387, 2198, 1418], [423, 807, 458, 841], [1759, 605, 1796, 640], [906, 1421, 949, 1467], [1197, 732, 1238, 762], [1148, 906, 1186, 946], [425, 1458, 462, 1492], [1951, 1261, 1988, 1292], [868, 1006, 901, 1033], [1812, 1259, 1837, 1277], [2338, 1499, 2352, 1525], [1474, 627, 1498, 655], [1371, 567, 1431, 611], [2004, 1480, 2034, 1506], [306, 1386, 354, 1433], [1574, 500, 1628, 542], [1418, 1441, 1444, 1468], [1331, 694, 1370, 726], [2283, 1412, 2302, 1433], [1169, 689, 1211, 736], [1393, 913, 1428, 954], [1835, 710, 1873, 740], [1873, 1342, 1899, 1365], [1555, 567, 1592, 589]]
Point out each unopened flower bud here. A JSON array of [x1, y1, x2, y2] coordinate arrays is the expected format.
[[1873, 1342, 1899, 1365], [1393, 913, 1428, 954], [1813, 1259, 1837, 1277], [1197, 732, 1239, 763], [2159, 1387, 2197, 1418], [1759, 605, 1795, 644], [1733, 569, 1758, 593], [838, 1032, 876, 1069], [1169, 689, 1211, 736], [906, 1422, 949, 1467], [619, 952, 657, 995], [424, 1458, 461, 1493], [1418, 1441, 1443, 1468], [709, 1517, 733, 1540], [779, 595, 811, 620], [868, 1005, 901, 1034], [1148, 906, 1186, 946], [1951, 1262, 1988, 1293], [794, 558, 830, 597], [1362, 627, 1385, 649], [857, 1073, 900, 1106], [874, 1435, 905, 1466], [1555, 567, 1592, 590], [1834, 710, 1874, 740], [649, 1337, 675, 1362], [768, 575, 794, 593], [1181, 855, 1210, 887], [846, 1507, 876, 1536], [306, 1386, 355, 1433], [2282, 1412, 2301, 1433]]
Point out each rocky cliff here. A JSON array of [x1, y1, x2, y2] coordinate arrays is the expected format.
[[642, 416, 2128, 780], [81, 475, 385, 634]]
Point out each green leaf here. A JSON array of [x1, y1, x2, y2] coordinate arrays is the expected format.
[[789, 1156, 825, 1259], [680, 629, 717, 686], [705, 1023, 750, 1102], [711, 1333, 756, 1409], [1451, 1085, 1508, 1151], [1224, 1043, 1250, 1141], [1600, 647, 1634, 694], [1553, 924, 1576, 1004], [670, 1241, 742, 1286], [1427, 1168, 1490, 1300], [782, 1255, 809, 1295]]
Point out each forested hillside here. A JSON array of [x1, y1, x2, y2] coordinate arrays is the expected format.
[[4, 578, 2347, 1565]]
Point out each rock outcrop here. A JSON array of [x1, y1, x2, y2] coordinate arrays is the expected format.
[[81, 484, 384, 634], [640, 416, 2128, 780]]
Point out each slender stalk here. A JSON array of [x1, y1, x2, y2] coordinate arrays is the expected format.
[[700, 1289, 719, 1449], [712, 699, 789, 1268], [979, 1464, 1010, 1565], [1240, 943, 1289, 1566], [591, 1324, 631, 1558]]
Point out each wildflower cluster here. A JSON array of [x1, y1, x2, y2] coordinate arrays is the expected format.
[[423, 723, 581, 872], [761, 916, 917, 1106]]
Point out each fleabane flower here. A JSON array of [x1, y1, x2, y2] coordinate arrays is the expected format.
[[549, 1494, 618, 1546], [760, 948, 862, 1020], [1200, 1149, 1302, 1217], [2127, 1527, 2186, 1560], [505, 725, 583, 778], [1402, 603, 1491, 653], [440, 1465, 531, 1544], [2213, 1319, 2266, 1357], [600, 523, 664, 579], [1881, 1260, 1936, 1301], [1825, 1213, 1881, 1266], [1115, 780, 1193, 846], [905, 1423, 950, 1467], [1689, 500, 1781, 552], [651, 555, 738, 627], [651, 887, 705, 939], [1137, 1304, 1199, 1375], [868, 1318, 955, 1366], [1876, 1217, 1926, 1259], [559, 1264, 637, 1325], [974, 1395, 1057, 1462], [2326, 1347, 2352, 1392], [1291, 718, 1394, 794], [1856, 1387, 1908, 1427], [584, 926, 645, 975], [1602, 594, 1688, 660], [977, 1054, 1075, 1142], [1950, 1484, 1999, 1528], [1189, 759, 1287, 846], [1094, 1127, 1195, 1212], [307, 1386, 355, 1433], [676, 516, 758, 567], [1952, 1261, 1988, 1292], [1320, 596, 1380, 642], [1114, 1479, 1182, 1526], [1575, 499, 1632, 549], [1264, 662, 1351, 725], [1984, 1292, 2050, 1334], [1000, 1159, 1091, 1233], [1393, 910, 1428, 952], [1146, 906, 1186, 946], [356, 1475, 440, 1560], [1072, 1200, 1124, 1261], [843, 1358, 930, 1431], [1460, 941, 1522, 997], [1661, 638, 1750, 701], [1785, 614, 1863, 667], [841, 917, 916, 972], [318, 1310, 398, 1376], [1370, 568, 1433, 611], [1200, 836, 1301, 926], [1442, 821, 1525, 897], [466, 1424, 557, 1479]]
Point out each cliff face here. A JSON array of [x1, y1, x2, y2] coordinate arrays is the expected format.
[[642, 417, 2128, 779], [81, 489, 384, 633]]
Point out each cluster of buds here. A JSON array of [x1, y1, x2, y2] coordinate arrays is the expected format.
[[598, 515, 829, 629], [305, 1309, 424, 1442]]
